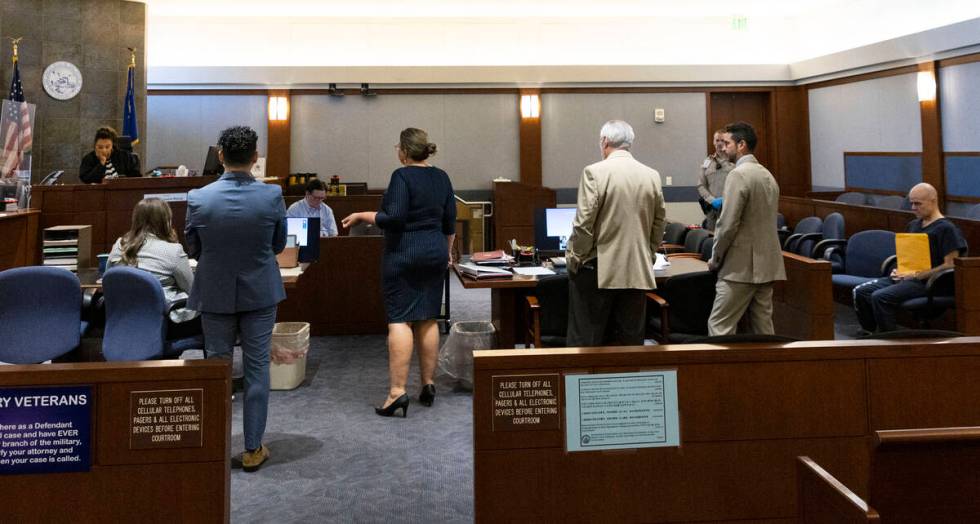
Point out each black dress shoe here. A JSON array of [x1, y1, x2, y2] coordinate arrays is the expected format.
[[419, 384, 436, 407], [375, 394, 409, 418]]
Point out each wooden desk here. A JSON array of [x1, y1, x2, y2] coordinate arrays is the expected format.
[[76, 265, 305, 290], [473, 337, 980, 523], [453, 257, 708, 348], [0, 208, 40, 271], [277, 236, 387, 335], [0, 360, 231, 522], [33, 177, 217, 255]]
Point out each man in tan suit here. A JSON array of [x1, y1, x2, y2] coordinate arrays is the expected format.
[[707, 121, 786, 336], [566, 120, 666, 346]]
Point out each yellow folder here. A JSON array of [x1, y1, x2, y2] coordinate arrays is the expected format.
[[895, 233, 931, 275]]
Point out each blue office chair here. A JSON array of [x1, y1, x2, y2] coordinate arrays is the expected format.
[[835, 192, 868, 205], [801, 212, 846, 265], [825, 230, 897, 294], [102, 267, 203, 361], [0, 266, 86, 364], [783, 216, 823, 254], [869, 194, 907, 210]]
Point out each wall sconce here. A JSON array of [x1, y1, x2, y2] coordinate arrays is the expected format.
[[520, 94, 540, 119], [268, 96, 289, 121], [917, 71, 936, 102]]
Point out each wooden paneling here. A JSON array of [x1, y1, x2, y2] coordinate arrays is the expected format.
[[0, 210, 40, 270], [918, 62, 946, 206], [797, 457, 880, 523], [772, 86, 811, 197], [518, 91, 543, 187], [803, 65, 920, 91], [473, 338, 980, 523], [708, 91, 772, 168], [773, 252, 835, 340], [267, 91, 291, 180], [277, 236, 387, 335], [491, 181, 556, 251], [0, 360, 230, 522]]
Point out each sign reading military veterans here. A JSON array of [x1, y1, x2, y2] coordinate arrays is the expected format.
[[130, 389, 203, 449], [491, 373, 560, 431], [564, 371, 680, 452], [0, 386, 92, 475]]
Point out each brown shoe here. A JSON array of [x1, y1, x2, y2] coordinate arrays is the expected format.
[[242, 445, 269, 472]]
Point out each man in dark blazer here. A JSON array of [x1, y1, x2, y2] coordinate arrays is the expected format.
[[185, 126, 286, 472], [707, 121, 786, 336]]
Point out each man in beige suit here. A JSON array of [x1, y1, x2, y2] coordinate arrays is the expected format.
[[707, 121, 786, 336], [566, 120, 666, 347]]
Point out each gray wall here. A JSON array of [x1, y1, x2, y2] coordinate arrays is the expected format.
[[289, 94, 519, 192], [940, 60, 980, 152], [146, 95, 268, 173], [0, 0, 147, 183], [808, 73, 921, 189], [541, 92, 706, 198]]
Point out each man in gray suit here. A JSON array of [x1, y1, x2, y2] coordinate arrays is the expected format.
[[566, 120, 666, 347], [707, 121, 786, 336], [186, 126, 286, 472]]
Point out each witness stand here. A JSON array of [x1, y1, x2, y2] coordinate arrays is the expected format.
[[0, 208, 39, 271]]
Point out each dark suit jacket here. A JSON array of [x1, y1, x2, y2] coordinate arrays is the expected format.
[[79, 149, 140, 183], [185, 171, 287, 313]]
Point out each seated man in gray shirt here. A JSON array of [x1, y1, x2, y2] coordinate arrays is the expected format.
[[286, 179, 339, 237]]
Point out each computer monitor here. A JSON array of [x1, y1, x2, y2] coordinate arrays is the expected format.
[[286, 216, 320, 263], [534, 207, 577, 252], [202, 146, 224, 177]]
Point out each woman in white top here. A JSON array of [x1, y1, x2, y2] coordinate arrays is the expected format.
[[108, 198, 201, 339]]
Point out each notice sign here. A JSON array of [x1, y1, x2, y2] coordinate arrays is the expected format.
[[564, 371, 680, 452], [0, 386, 92, 475], [491, 373, 560, 431], [130, 389, 203, 449]]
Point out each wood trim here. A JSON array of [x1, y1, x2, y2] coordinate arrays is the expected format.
[[946, 195, 980, 204], [919, 61, 946, 207], [704, 92, 713, 156], [518, 91, 542, 187], [937, 51, 980, 68], [804, 64, 919, 91], [875, 426, 980, 446], [843, 187, 907, 197], [945, 152, 980, 157], [148, 89, 272, 96], [266, 90, 291, 180]]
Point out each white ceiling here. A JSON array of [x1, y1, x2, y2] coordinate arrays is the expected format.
[[140, 0, 980, 68]]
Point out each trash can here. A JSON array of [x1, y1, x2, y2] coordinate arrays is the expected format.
[[437, 321, 496, 390], [270, 322, 310, 390]]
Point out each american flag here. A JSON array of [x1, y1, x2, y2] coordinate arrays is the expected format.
[[1, 57, 32, 178]]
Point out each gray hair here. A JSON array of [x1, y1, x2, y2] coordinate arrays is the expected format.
[[599, 120, 634, 149]]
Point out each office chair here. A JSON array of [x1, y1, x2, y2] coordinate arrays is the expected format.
[[0, 266, 86, 364], [525, 274, 569, 348], [661, 222, 689, 253], [646, 270, 717, 343], [858, 328, 962, 340], [782, 216, 822, 254], [835, 192, 868, 205], [688, 333, 799, 344], [102, 267, 203, 361], [349, 222, 382, 236], [800, 212, 845, 264], [869, 194, 906, 210], [824, 230, 897, 294], [698, 236, 715, 262], [671, 228, 712, 258], [899, 266, 957, 328]]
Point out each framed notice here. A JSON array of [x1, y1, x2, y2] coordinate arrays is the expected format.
[[564, 370, 680, 452], [0, 386, 92, 475], [130, 389, 203, 449]]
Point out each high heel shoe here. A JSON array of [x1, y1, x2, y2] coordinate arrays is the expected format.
[[419, 384, 436, 407], [375, 394, 409, 418]]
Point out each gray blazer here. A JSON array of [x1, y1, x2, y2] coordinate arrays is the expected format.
[[185, 171, 287, 314], [709, 155, 786, 284]]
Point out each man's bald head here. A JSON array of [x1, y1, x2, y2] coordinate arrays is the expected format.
[[908, 183, 941, 220]]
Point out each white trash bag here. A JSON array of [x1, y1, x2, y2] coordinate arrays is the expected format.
[[436, 321, 495, 390]]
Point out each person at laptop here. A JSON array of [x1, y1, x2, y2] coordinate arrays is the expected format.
[[286, 179, 338, 237], [79, 126, 140, 183]]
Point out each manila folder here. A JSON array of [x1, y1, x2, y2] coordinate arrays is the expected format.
[[896, 233, 931, 275]]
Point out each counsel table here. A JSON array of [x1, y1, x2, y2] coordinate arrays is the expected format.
[[76, 265, 305, 290], [453, 257, 709, 348]]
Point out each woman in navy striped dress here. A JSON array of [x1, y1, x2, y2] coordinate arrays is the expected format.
[[341, 128, 456, 417]]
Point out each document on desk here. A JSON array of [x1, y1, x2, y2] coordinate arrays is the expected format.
[[653, 252, 671, 271], [458, 262, 512, 279], [512, 266, 555, 276], [564, 370, 680, 452]]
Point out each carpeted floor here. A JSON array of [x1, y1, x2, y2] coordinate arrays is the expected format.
[[228, 278, 866, 522]]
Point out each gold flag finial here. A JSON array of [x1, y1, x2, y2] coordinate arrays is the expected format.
[[8, 37, 23, 63], [127, 47, 137, 68]]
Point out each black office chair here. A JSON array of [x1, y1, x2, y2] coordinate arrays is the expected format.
[[661, 222, 689, 253], [899, 267, 957, 328], [525, 275, 569, 348], [673, 228, 712, 258], [698, 236, 715, 262], [646, 270, 717, 343]]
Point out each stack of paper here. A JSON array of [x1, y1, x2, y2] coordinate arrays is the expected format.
[[458, 263, 512, 279], [471, 250, 514, 265], [653, 252, 671, 271]]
